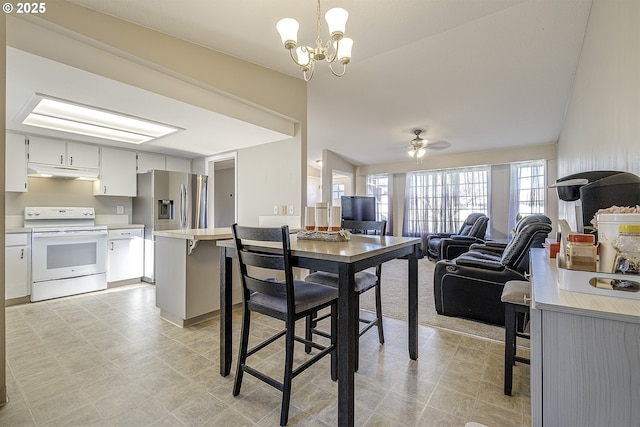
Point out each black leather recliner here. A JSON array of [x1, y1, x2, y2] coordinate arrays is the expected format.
[[425, 213, 489, 261], [432, 214, 552, 325]]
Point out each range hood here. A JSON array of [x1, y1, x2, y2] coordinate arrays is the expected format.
[[27, 163, 99, 180]]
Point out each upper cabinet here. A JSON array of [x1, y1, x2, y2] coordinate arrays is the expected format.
[[94, 147, 137, 196], [66, 142, 100, 169], [28, 136, 99, 169], [137, 152, 191, 174], [6, 132, 28, 192]]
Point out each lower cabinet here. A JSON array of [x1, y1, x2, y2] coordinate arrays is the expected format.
[[107, 227, 144, 283], [5, 233, 30, 301]]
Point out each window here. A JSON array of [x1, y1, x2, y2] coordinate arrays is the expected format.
[[404, 166, 490, 236], [509, 160, 546, 232], [332, 183, 345, 201], [366, 174, 390, 223]]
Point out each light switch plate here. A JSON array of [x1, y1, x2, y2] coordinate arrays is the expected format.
[[281, 205, 287, 215], [289, 205, 294, 215], [273, 205, 279, 215]]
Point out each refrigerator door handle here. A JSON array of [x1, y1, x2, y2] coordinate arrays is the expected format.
[[180, 183, 187, 228]]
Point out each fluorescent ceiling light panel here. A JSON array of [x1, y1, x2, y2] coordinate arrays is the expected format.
[[21, 94, 183, 144]]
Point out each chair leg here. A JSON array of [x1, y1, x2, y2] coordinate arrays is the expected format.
[[304, 311, 316, 354], [354, 297, 360, 372], [504, 303, 515, 396], [330, 302, 337, 381], [375, 283, 385, 345], [233, 307, 251, 397], [280, 322, 295, 426]]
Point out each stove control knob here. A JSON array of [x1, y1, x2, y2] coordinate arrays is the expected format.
[[26, 209, 33, 216]]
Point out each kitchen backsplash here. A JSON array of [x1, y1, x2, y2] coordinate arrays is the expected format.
[[5, 176, 133, 218]]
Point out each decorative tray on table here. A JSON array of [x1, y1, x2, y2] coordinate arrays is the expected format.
[[296, 230, 351, 242]]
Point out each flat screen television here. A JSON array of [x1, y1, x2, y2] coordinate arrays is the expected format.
[[341, 196, 376, 221]]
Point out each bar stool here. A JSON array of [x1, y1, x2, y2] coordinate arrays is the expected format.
[[501, 280, 531, 396]]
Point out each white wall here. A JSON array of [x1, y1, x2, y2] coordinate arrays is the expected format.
[[557, 0, 640, 227], [237, 138, 303, 226]]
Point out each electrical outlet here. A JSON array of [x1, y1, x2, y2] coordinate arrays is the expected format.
[[273, 205, 279, 215], [116, 206, 124, 214], [289, 205, 294, 215], [281, 205, 287, 215]]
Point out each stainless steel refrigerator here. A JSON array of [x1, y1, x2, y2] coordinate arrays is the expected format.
[[133, 170, 208, 282]]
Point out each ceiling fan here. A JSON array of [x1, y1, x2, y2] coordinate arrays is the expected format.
[[406, 129, 450, 159]]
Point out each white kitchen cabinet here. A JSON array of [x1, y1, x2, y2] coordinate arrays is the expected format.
[[27, 136, 66, 165], [6, 132, 28, 192], [28, 136, 99, 169], [166, 156, 191, 173], [66, 141, 100, 168], [94, 147, 137, 196], [136, 152, 165, 173], [5, 233, 30, 301], [107, 227, 144, 283]]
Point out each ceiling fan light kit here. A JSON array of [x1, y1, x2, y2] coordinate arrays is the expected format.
[[276, 0, 353, 81], [407, 129, 428, 159]]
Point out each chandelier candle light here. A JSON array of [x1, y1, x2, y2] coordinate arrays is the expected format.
[[276, 0, 353, 81]]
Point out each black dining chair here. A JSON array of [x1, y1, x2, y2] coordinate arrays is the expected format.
[[231, 224, 338, 426], [304, 219, 387, 370]]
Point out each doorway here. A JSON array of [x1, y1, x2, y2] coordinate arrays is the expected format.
[[206, 153, 237, 228]]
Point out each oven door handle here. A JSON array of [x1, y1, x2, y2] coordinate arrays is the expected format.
[[32, 230, 108, 238]]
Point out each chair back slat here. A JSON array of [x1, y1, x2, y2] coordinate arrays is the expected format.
[[232, 224, 296, 307]]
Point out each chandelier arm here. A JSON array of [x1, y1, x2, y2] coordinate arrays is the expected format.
[[303, 62, 316, 82], [288, 45, 314, 69], [328, 61, 347, 77]]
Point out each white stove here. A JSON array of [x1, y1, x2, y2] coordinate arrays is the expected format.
[[26, 207, 108, 302]]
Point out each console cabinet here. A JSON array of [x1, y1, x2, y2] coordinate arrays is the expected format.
[[530, 249, 640, 427]]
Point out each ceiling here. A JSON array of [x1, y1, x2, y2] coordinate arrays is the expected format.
[[9, 0, 593, 167]]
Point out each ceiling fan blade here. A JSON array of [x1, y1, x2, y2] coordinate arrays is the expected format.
[[424, 140, 451, 151]]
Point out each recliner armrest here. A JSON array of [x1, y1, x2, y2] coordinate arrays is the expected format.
[[428, 232, 454, 239], [454, 255, 505, 271], [450, 235, 483, 242]]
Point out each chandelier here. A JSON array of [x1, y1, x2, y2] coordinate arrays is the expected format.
[[276, 0, 353, 82], [407, 129, 428, 158]]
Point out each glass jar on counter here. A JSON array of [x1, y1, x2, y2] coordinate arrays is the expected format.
[[566, 233, 597, 272], [611, 224, 640, 275]]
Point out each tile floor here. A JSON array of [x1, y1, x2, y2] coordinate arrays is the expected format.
[[0, 284, 530, 426]]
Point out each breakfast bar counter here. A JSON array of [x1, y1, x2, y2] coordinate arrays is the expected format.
[[153, 228, 241, 327]]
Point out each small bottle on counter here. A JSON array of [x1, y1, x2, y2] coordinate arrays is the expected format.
[[566, 233, 597, 272]]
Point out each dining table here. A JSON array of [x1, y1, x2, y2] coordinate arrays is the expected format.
[[216, 232, 422, 427]]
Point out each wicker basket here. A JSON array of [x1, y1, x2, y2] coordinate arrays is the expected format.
[[297, 230, 351, 242]]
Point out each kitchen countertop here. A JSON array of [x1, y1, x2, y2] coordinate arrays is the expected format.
[[154, 228, 233, 241], [107, 224, 144, 230], [531, 248, 640, 324], [5, 227, 31, 234], [5, 224, 144, 233]]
